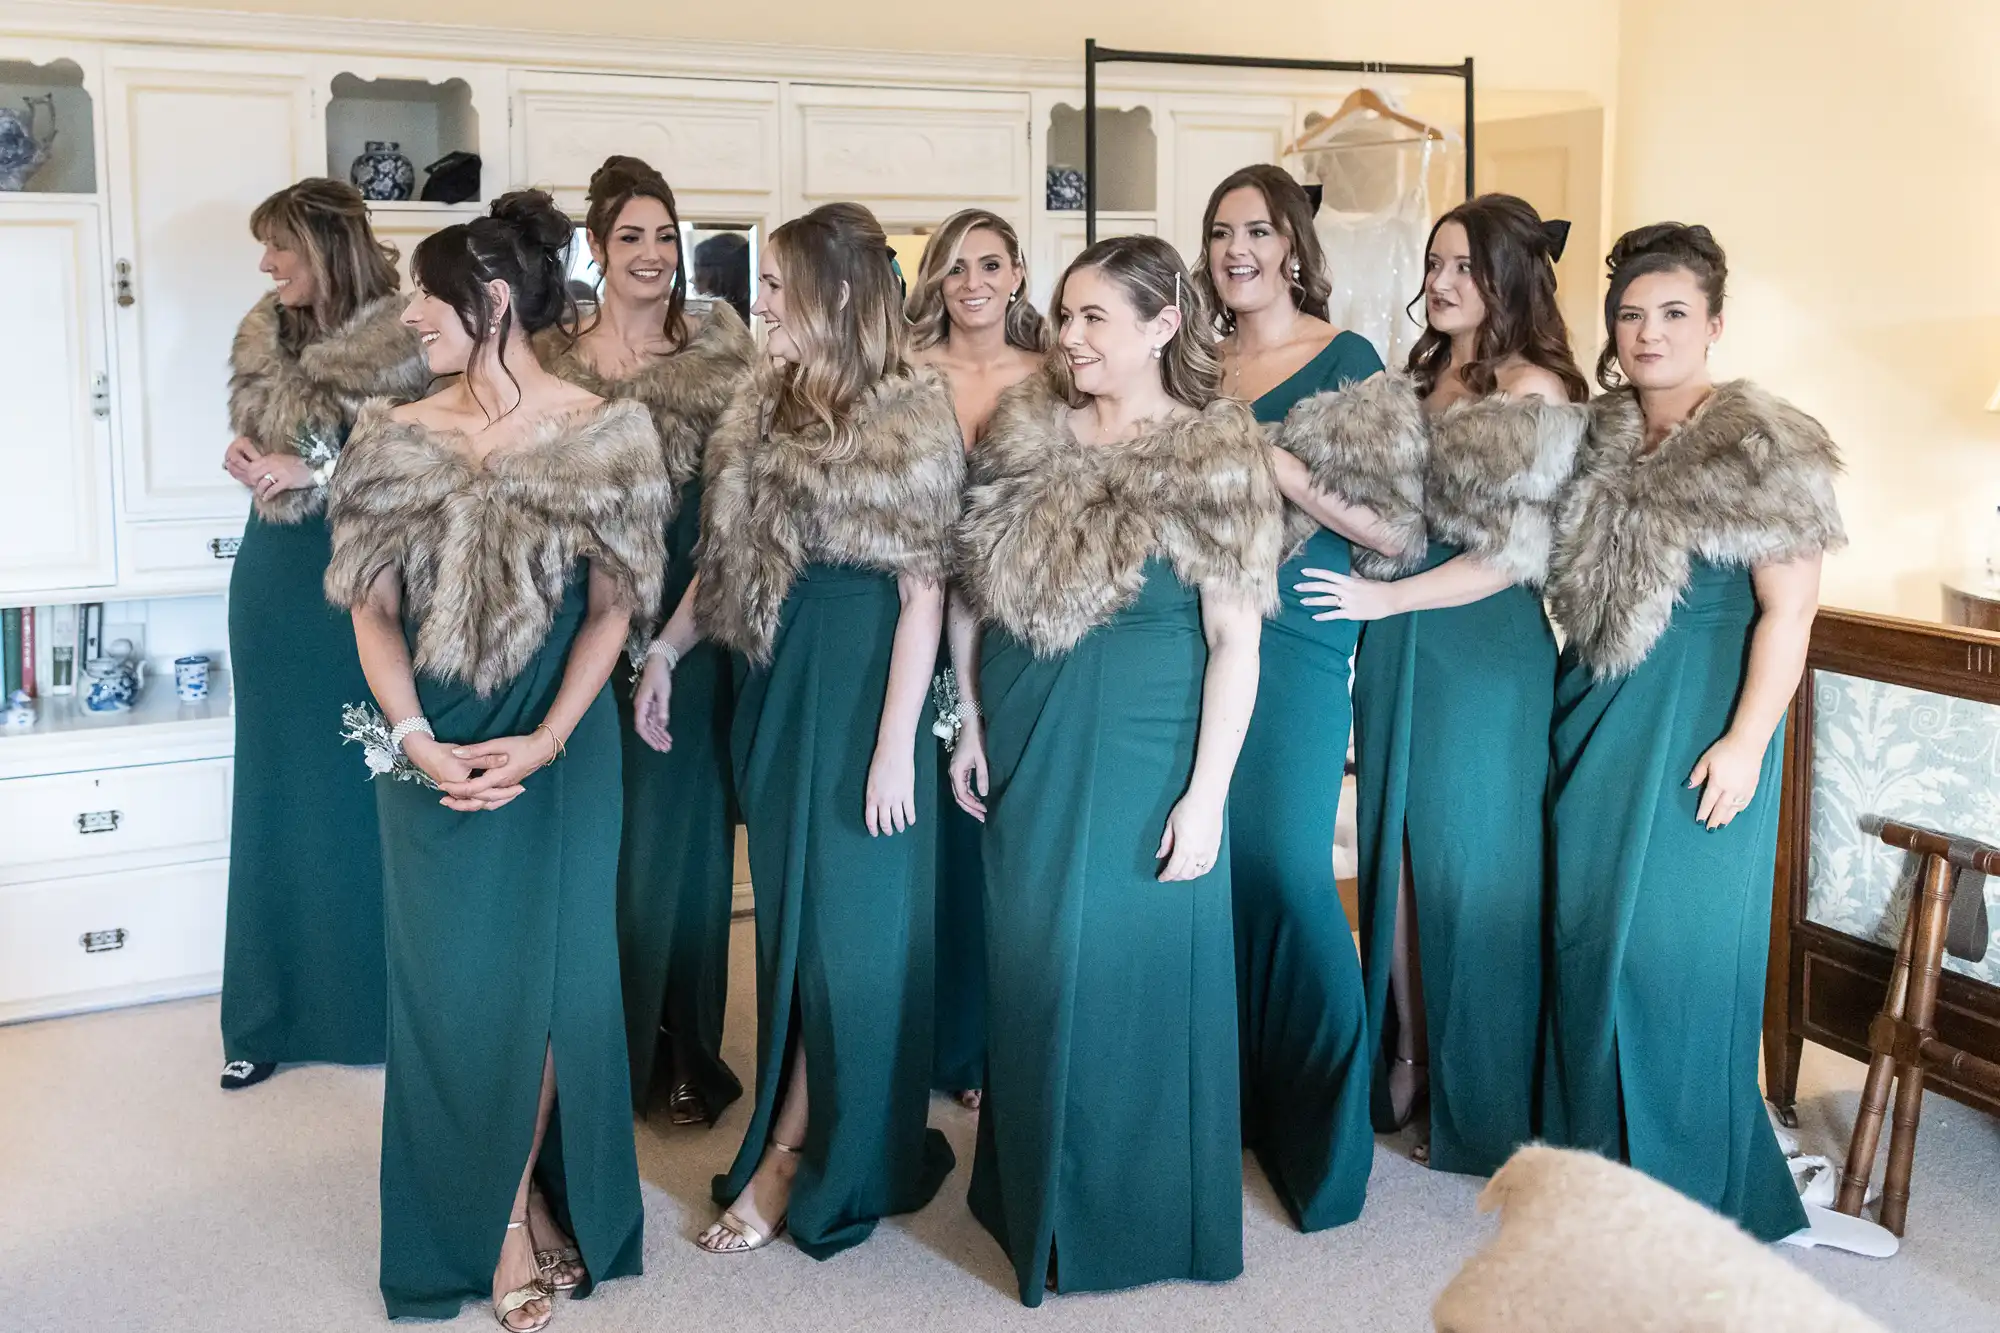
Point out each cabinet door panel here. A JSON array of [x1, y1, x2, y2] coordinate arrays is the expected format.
[[105, 53, 315, 521], [0, 201, 115, 595]]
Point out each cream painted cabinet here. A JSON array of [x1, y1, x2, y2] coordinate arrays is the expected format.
[[103, 47, 316, 536], [785, 83, 1029, 231], [0, 200, 116, 597], [1159, 94, 1300, 260]]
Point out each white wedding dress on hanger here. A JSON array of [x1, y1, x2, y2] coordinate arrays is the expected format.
[[1302, 120, 1445, 369]]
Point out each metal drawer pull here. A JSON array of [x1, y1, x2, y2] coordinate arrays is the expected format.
[[115, 259, 135, 308], [80, 928, 128, 954], [75, 810, 123, 834], [208, 536, 240, 559]]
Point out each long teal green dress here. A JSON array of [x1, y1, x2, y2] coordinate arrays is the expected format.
[[1539, 382, 1843, 1241], [715, 565, 955, 1256], [1544, 560, 1806, 1241], [219, 291, 425, 1071], [613, 480, 741, 1119], [695, 367, 963, 1260], [325, 399, 666, 1318], [971, 563, 1243, 1303], [932, 641, 987, 1097], [538, 309, 754, 1121], [957, 381, 1280, 1306], [222, 506, 386, 1067], [1349, 391, 1581, 1177], [1232, 331, 1382, 1231]]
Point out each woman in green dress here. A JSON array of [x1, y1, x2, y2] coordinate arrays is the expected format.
[[218, 178, 428, 1091], [1197, 164, 1386, 1232], [1288, 194, 1589, 1175], [904, 208, 1047, 1111], [948, 235, 1279, 1305], [692, 202, 959, 1258], [539, 156, 758, 1128], [1543, 224, 1840, 1242], [325, 191, 663, 1329]]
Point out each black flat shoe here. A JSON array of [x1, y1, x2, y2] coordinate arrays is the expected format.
[[220, 1060, 276, 1091]]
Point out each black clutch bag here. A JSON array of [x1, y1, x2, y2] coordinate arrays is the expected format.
[[420, 152, 482, 205]]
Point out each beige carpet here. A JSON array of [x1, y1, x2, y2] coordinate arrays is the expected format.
[[3, 922, 1997, 1332]]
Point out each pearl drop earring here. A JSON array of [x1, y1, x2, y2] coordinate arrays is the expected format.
[[1151, 345, 1164, 359]]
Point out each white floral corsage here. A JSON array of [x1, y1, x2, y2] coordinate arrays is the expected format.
[[294, 423, 343, 489], [930, 668, 979, 751], [340, 703, 441, 789]]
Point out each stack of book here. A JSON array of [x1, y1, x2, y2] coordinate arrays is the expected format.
[[1, 603, 106, 701]]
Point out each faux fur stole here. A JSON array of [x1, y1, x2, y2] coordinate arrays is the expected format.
[[1271, 373, 1428, 578], [694, 365, 964, 664], [1548, 381, 1846, 678], [323, 398, 670, 696], [228, 293, 430, 523], [535, 303, 757, 491], [1425, 394, 1589, 587], [955, 374, 1282, 658]]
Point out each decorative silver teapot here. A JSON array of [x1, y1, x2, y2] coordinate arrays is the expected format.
[[0, 94, 57, 192]]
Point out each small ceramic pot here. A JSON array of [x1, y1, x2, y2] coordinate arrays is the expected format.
[[174, 655, 211, 703]]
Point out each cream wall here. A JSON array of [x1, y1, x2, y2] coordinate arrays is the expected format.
[[81, 0, 1621, 101], [1613, 0, 2000, 618]]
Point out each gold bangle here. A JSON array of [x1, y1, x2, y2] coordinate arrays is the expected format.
[[534, 722, 565, 764]]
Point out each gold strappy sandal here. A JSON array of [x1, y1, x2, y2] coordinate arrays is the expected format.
[[695, 1140, 799, 1255], [494, 1219, 553, 1332]]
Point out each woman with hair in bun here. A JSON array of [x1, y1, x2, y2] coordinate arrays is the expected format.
[[949, 235, 1278, 1304], [325, 190, 661, 1328], [1283, 192, 1590, 1175], [693, 201, 958, 1258], [539, 155, 758, 1130], [1543, 224, 1840, 1241], [1197, 162, 1386, 1232], [905, 207, 1046, 1112], [217, 178, 429, 1092]]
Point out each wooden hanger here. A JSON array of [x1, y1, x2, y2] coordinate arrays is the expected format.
[[1282, 88, 1448, 157]]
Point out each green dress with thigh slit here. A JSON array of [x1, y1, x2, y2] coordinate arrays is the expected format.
[[219, 292, 426, 1069], [955, 379, 1282, 1304], [1231, 330, 1381, 1231], [1542, 383, 1844, 1240], [325, 399, 668, 1316], [538, 308, 757, 1120], [694, 368, 965, 1259]]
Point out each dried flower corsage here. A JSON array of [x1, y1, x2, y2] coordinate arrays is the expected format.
[[340, 703, 441, 789], [930, 668, 979, 751]]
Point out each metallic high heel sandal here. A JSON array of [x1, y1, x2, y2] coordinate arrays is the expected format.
[[696, 1139, 800, 1255], [1390, 1056, 1432, 1165], [494, 1219, 553, 1332], [668, 1081, 708, 1127], [528, 1187, 585, 1292]]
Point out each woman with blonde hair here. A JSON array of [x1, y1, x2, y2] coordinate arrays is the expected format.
[[540, 155, 759, 1130], [905, 207, 1046, 1110], [217, 177, 428, 1092], [949, 234, 1279, 1303], [693, 201, 960, 1257]]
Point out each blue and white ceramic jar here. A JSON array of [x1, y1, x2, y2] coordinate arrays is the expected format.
[[350, 141, 416, 202], [1045, 164, 1087, 212]]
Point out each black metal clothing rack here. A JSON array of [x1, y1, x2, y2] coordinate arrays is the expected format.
[[1084, 41, 1476, 245]]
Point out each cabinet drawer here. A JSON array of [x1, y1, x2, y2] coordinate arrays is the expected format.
[[0, 859, 227, 1019], [119, 515, 249, 592], [0, 759, 232, 882]]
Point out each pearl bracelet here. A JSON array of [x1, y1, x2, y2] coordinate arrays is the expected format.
[[646, 637, 682, 673], [389, 715, 433, 754]]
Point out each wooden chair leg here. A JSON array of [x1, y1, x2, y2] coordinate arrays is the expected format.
[[1877, 853, 1958, 1237], [1836, 894, 1922, 1216]]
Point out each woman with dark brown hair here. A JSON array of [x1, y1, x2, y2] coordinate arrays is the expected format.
[[538, 155, 759, 1131], [905, 207, 1046, 1112], [692, 201, 959, 1259], [1197, 162, 1389, 1232], [217, 177, 428, 1092], [1281, 192, 1589, 1174]]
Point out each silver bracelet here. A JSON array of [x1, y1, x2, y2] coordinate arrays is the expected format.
[[389, 715, 433, 754], [645, 637, 682, 673]]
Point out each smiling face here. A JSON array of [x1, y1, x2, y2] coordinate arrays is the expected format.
[[751, 250, 798, 364], [941, 226, 1021, 336], [1056, 264, 1178, 400], [1423, 220, 1485, 339], [401, 284, 486, 376], [1207, 185, 1293, 318], [258, 232, 318, 309], [1613, 267, 1722, 392], [590, 195, 680, 306]]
